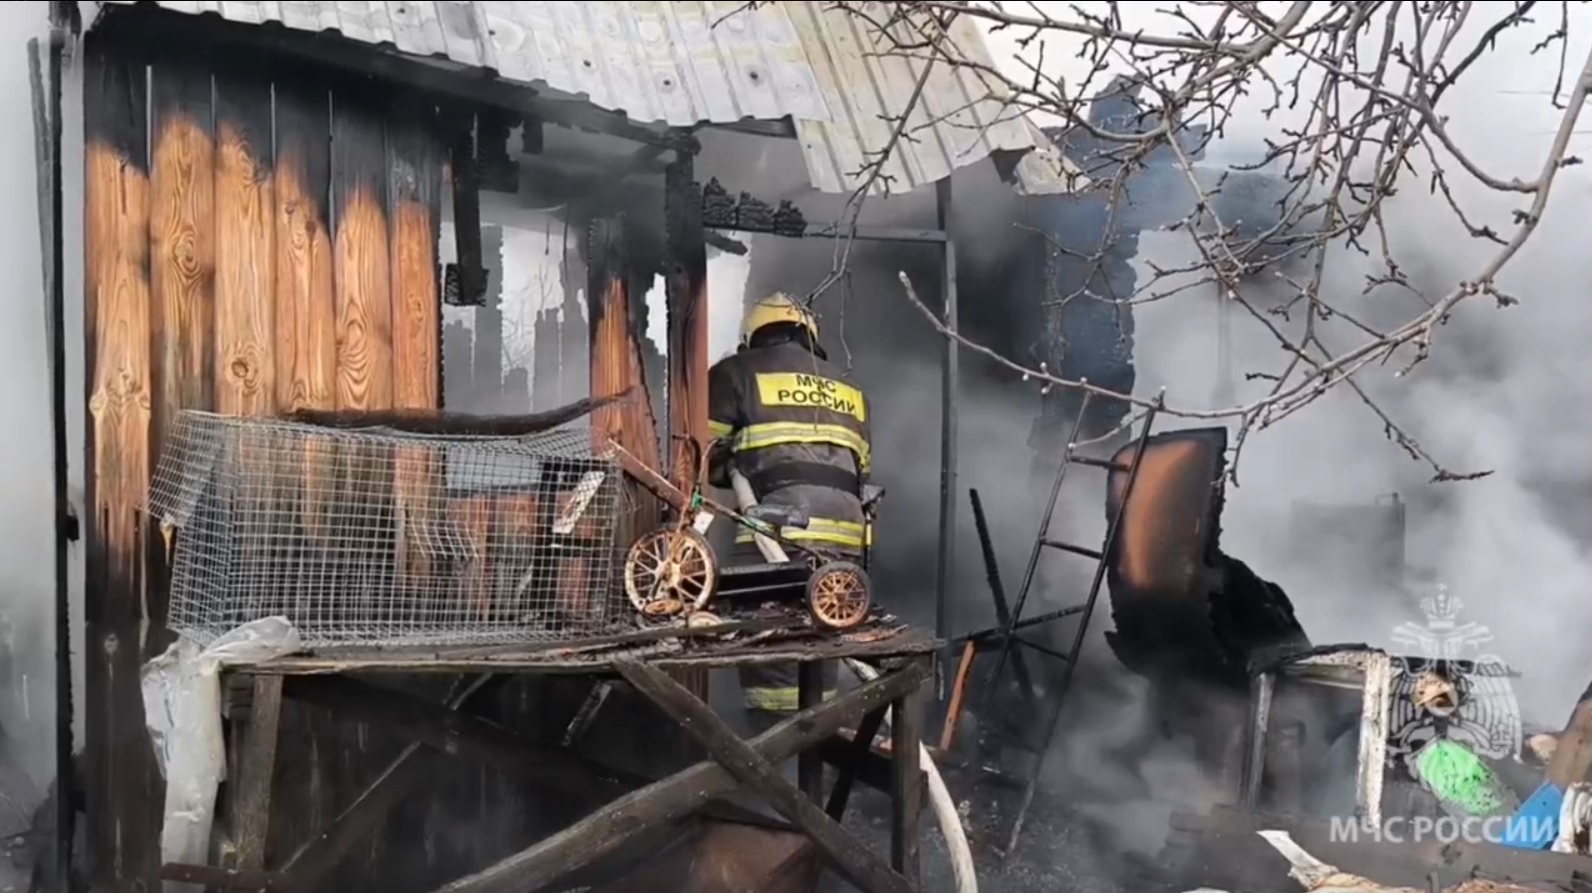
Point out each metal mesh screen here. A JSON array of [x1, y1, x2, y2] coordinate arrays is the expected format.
[[150, 410, 623, 648]]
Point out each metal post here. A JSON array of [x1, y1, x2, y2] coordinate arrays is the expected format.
[[44, 24, 73, 887], [934, 178, 958, 688]]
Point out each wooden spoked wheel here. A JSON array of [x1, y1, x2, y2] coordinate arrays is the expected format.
[[625, 528, 718, 615], [806, 561, 872, 631]]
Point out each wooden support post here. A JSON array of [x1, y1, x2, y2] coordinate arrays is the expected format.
[[798, 662, 824, 802], [431, 659, 931, 893], [231, 675, 283, 870], [616, 659, 917, 893], [890, 659, 927, 884], [663, 145, 711, 709], [662, 146, 708, 490]]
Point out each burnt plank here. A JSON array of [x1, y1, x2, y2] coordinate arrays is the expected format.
[[615, 659, 916, 893], [824, 707, 890, 819], [213, 63, 276, 416], [83, 33, 159, 891], [331, 83, 393, 411], [425, 660, 932, 893], [272, 76, 335, 413]]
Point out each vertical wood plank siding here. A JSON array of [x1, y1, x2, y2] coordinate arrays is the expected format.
[[82, 36, 160, 891], [82, 35, 446, 887]]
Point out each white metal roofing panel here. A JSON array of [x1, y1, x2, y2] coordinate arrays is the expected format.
[[93, 0, 1079, 195]]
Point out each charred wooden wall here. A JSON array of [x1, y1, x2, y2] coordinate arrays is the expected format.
[[81, 33, 456, 889]]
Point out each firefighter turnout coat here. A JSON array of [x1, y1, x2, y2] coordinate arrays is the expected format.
[[708, 338, 872, 714], [707, 340, 872, 554]]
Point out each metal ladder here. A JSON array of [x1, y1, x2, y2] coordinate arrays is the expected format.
[[947, 390, 1162, 854]]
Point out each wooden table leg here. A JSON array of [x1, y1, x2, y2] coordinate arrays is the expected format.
[[231, 675, 284, 870], [890, 657, 926, 885], [798, 662, 824, 801]]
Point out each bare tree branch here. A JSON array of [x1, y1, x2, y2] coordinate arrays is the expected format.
[[804, 0, 1589, 484]]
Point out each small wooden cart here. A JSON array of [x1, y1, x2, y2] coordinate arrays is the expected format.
[[608, 441, 879, 632]]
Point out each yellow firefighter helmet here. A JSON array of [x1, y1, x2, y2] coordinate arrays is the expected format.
[[741, 292, 818, 346]]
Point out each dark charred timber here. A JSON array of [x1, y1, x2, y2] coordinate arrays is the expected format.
[[798, 662, 825, 802], [285, 392, 625, 435], [615, 659, 920, 893], [700, 178, 807, 237], [429, 658, 932, 893], [475, 108, 519, 193], [446, 114, 485, 307], [824, 707, 891, 819], [474, 224, 505, 406]]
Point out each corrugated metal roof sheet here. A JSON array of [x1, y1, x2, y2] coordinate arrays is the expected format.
[[93, 1, 1079, 195]]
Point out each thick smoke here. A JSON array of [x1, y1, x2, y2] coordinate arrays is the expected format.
[[1031, 6, 1592, 879], [719, 7, 1592, 890]]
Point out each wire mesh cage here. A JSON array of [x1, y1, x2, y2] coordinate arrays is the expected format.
[[149, 410, 624, 648]]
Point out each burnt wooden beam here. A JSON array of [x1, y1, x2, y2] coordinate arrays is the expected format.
[[824, 707, 891, 819], [282, 675, 641, 797], [616, 659, 918, 893], [798, 662, 825, 802], [230, 676, 283, 870], [447, 114, 485, 308], [430, 658, 931, 893]]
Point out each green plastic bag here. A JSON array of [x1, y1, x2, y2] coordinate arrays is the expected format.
[[1414, 739, 1521, 817]]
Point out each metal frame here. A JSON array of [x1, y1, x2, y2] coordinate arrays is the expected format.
[[937, 390, 1164, 854]]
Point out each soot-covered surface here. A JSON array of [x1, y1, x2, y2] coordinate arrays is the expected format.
[[827, 781, 1136, 893]]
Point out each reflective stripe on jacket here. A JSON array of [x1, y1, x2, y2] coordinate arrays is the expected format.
[[707, 340, 872, 537], [742, 685, 840, 713], [734, 516, 870, 551]]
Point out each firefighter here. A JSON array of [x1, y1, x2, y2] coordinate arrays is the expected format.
[[707, 292, 872, 732]]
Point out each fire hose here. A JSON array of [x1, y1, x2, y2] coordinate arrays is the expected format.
[[844, 658, 978, 893], [725, 472, 975, 891]]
